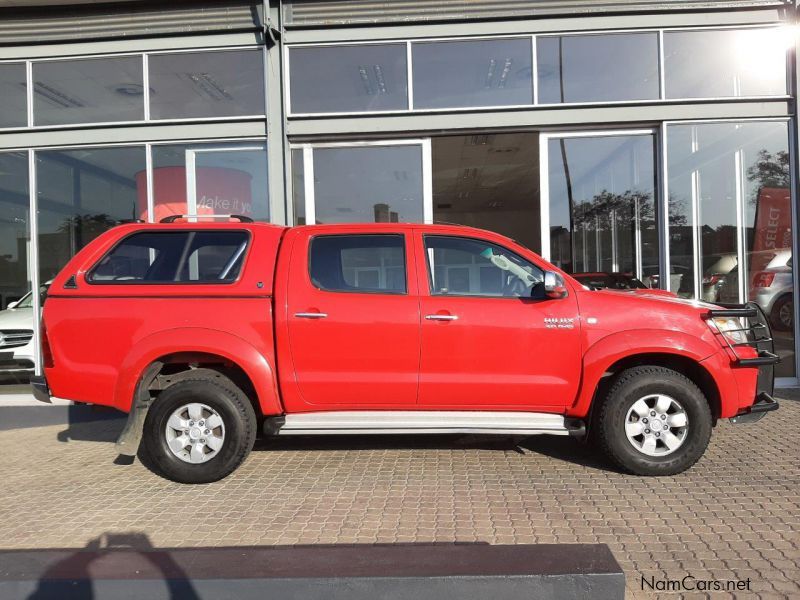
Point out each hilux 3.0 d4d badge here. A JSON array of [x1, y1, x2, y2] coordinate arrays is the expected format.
[[544, 317, 575, 329]]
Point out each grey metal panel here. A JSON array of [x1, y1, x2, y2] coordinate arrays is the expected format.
[[0, 120, 268, 150], [283, 0, 789, 27], [0, 1, 260, 45], [283, 9, 784, 44], [266, 0, 287, 226], [286, 100, 792, 138], [0, 33, 262, 60]]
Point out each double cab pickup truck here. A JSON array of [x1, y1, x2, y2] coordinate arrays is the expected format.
[[32, 216, 779, 483]]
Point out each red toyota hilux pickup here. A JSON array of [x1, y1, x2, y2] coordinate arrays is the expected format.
[[32, 216, 779, 483]]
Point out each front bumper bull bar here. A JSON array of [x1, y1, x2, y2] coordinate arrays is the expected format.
[[705, 302, 779, 423]]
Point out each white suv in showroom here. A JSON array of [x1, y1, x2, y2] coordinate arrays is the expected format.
[[0, 283, 49, 375]]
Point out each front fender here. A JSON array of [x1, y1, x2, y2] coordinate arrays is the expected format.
[[567, 329, 721, 418], [114, 327, 281, 415]]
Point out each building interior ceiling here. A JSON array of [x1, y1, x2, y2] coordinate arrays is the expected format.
[[432, 133, 539, 214]]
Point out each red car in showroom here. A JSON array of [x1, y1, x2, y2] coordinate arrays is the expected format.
[[32, 217, 778, 483]]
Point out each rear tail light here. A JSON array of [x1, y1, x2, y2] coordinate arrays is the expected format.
[[751, 271, 775, 288], [41, 321, 53, 369]]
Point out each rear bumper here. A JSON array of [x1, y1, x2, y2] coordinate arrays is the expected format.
[[730, 392, 779, 424], [30, 375, 51, 404]]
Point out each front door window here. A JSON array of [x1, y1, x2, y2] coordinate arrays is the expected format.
[[425, 235, 543, 298]]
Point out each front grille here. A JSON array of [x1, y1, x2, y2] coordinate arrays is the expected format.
[[0, 329, 33, 349]]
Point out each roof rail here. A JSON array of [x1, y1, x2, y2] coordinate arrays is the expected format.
[[160, 214, 254, 224]]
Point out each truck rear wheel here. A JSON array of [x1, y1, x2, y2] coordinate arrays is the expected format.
[[139, 370, 257, 484], [596, 366, 712, 476]]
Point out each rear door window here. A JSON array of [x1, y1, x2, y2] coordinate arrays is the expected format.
[[309, 234, 406, 294], [88, 230, 249, 284]]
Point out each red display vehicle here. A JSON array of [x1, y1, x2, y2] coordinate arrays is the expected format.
[[32, 216, 778, 483]]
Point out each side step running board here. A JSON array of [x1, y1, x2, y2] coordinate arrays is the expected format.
[[264, 411, 585, 437]]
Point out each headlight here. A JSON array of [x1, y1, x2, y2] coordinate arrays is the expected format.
[[710, 317, 748, 345]]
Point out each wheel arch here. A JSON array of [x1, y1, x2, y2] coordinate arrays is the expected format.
[[569, 329, 723, 422], [114, 328, 281, 416], [585, 353, 722, 427]]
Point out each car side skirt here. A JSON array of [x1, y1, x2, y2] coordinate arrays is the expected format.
[[265, 411, 584, 437]]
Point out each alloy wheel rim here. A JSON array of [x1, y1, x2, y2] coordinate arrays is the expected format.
[[165, 402, 225, 464], [624, 394, 689, 457]]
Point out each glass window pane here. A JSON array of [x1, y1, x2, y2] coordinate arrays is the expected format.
[[289, 44, 408, 114], [37, 146, 146, 281], [148, 49, 265, 119], [537, 33, 659, 103], [432, 133, 540, 251], [546, 135, 657, 283], [0, 152, 32, 315], [310, 234, 406, 294], [424, 236, 543, 297], [312, 145, 424, 224], [151, 143, 269, 223], [412, 38, 533, 109], [33, 56, 144, 126], [664, 28, 788, 99], [88, 230, 248, 283], [0, 64, 27, 128], [667, 121, 794, 376]]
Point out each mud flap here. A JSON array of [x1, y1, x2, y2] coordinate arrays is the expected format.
[[115, 362, 163, 457]]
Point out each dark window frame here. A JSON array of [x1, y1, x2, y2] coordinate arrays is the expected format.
[[422, 234, 544, 300], [308, 233, 408, 296], [86, 229, 251, 286]]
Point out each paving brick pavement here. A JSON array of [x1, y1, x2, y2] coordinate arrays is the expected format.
[[0, 397, 798, 599]]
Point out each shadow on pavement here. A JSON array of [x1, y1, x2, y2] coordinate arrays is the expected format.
[[255, 433, 619, 473], [0, 403, 124, 439], [22, 532, 200, 600]]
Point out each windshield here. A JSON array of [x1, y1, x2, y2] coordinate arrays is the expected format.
[[15, 283, 49, 309]]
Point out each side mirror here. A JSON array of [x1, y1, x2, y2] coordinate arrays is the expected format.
[[543, 271, 568, 299]]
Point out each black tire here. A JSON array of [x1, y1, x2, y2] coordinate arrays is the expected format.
[[139, 369, 257, 484], [596, 366, 712, 476], [770, 295, 793, 332]]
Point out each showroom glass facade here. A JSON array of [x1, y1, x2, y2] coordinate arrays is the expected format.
[[0, 1, 798, 382]]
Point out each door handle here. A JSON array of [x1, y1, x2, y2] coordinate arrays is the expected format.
[[425, 314, 458, 321], [295, 312, 328, 319]]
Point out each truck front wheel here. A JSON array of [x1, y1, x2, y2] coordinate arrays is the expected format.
[[139, 370, 257, 484], [596, 366, 712, 476]]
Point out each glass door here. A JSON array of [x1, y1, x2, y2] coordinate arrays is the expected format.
[[151, 142, 269, 223], [540, 130, 658, 285], [185, 144, 269, 221], [292, 140, 432, 225]]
